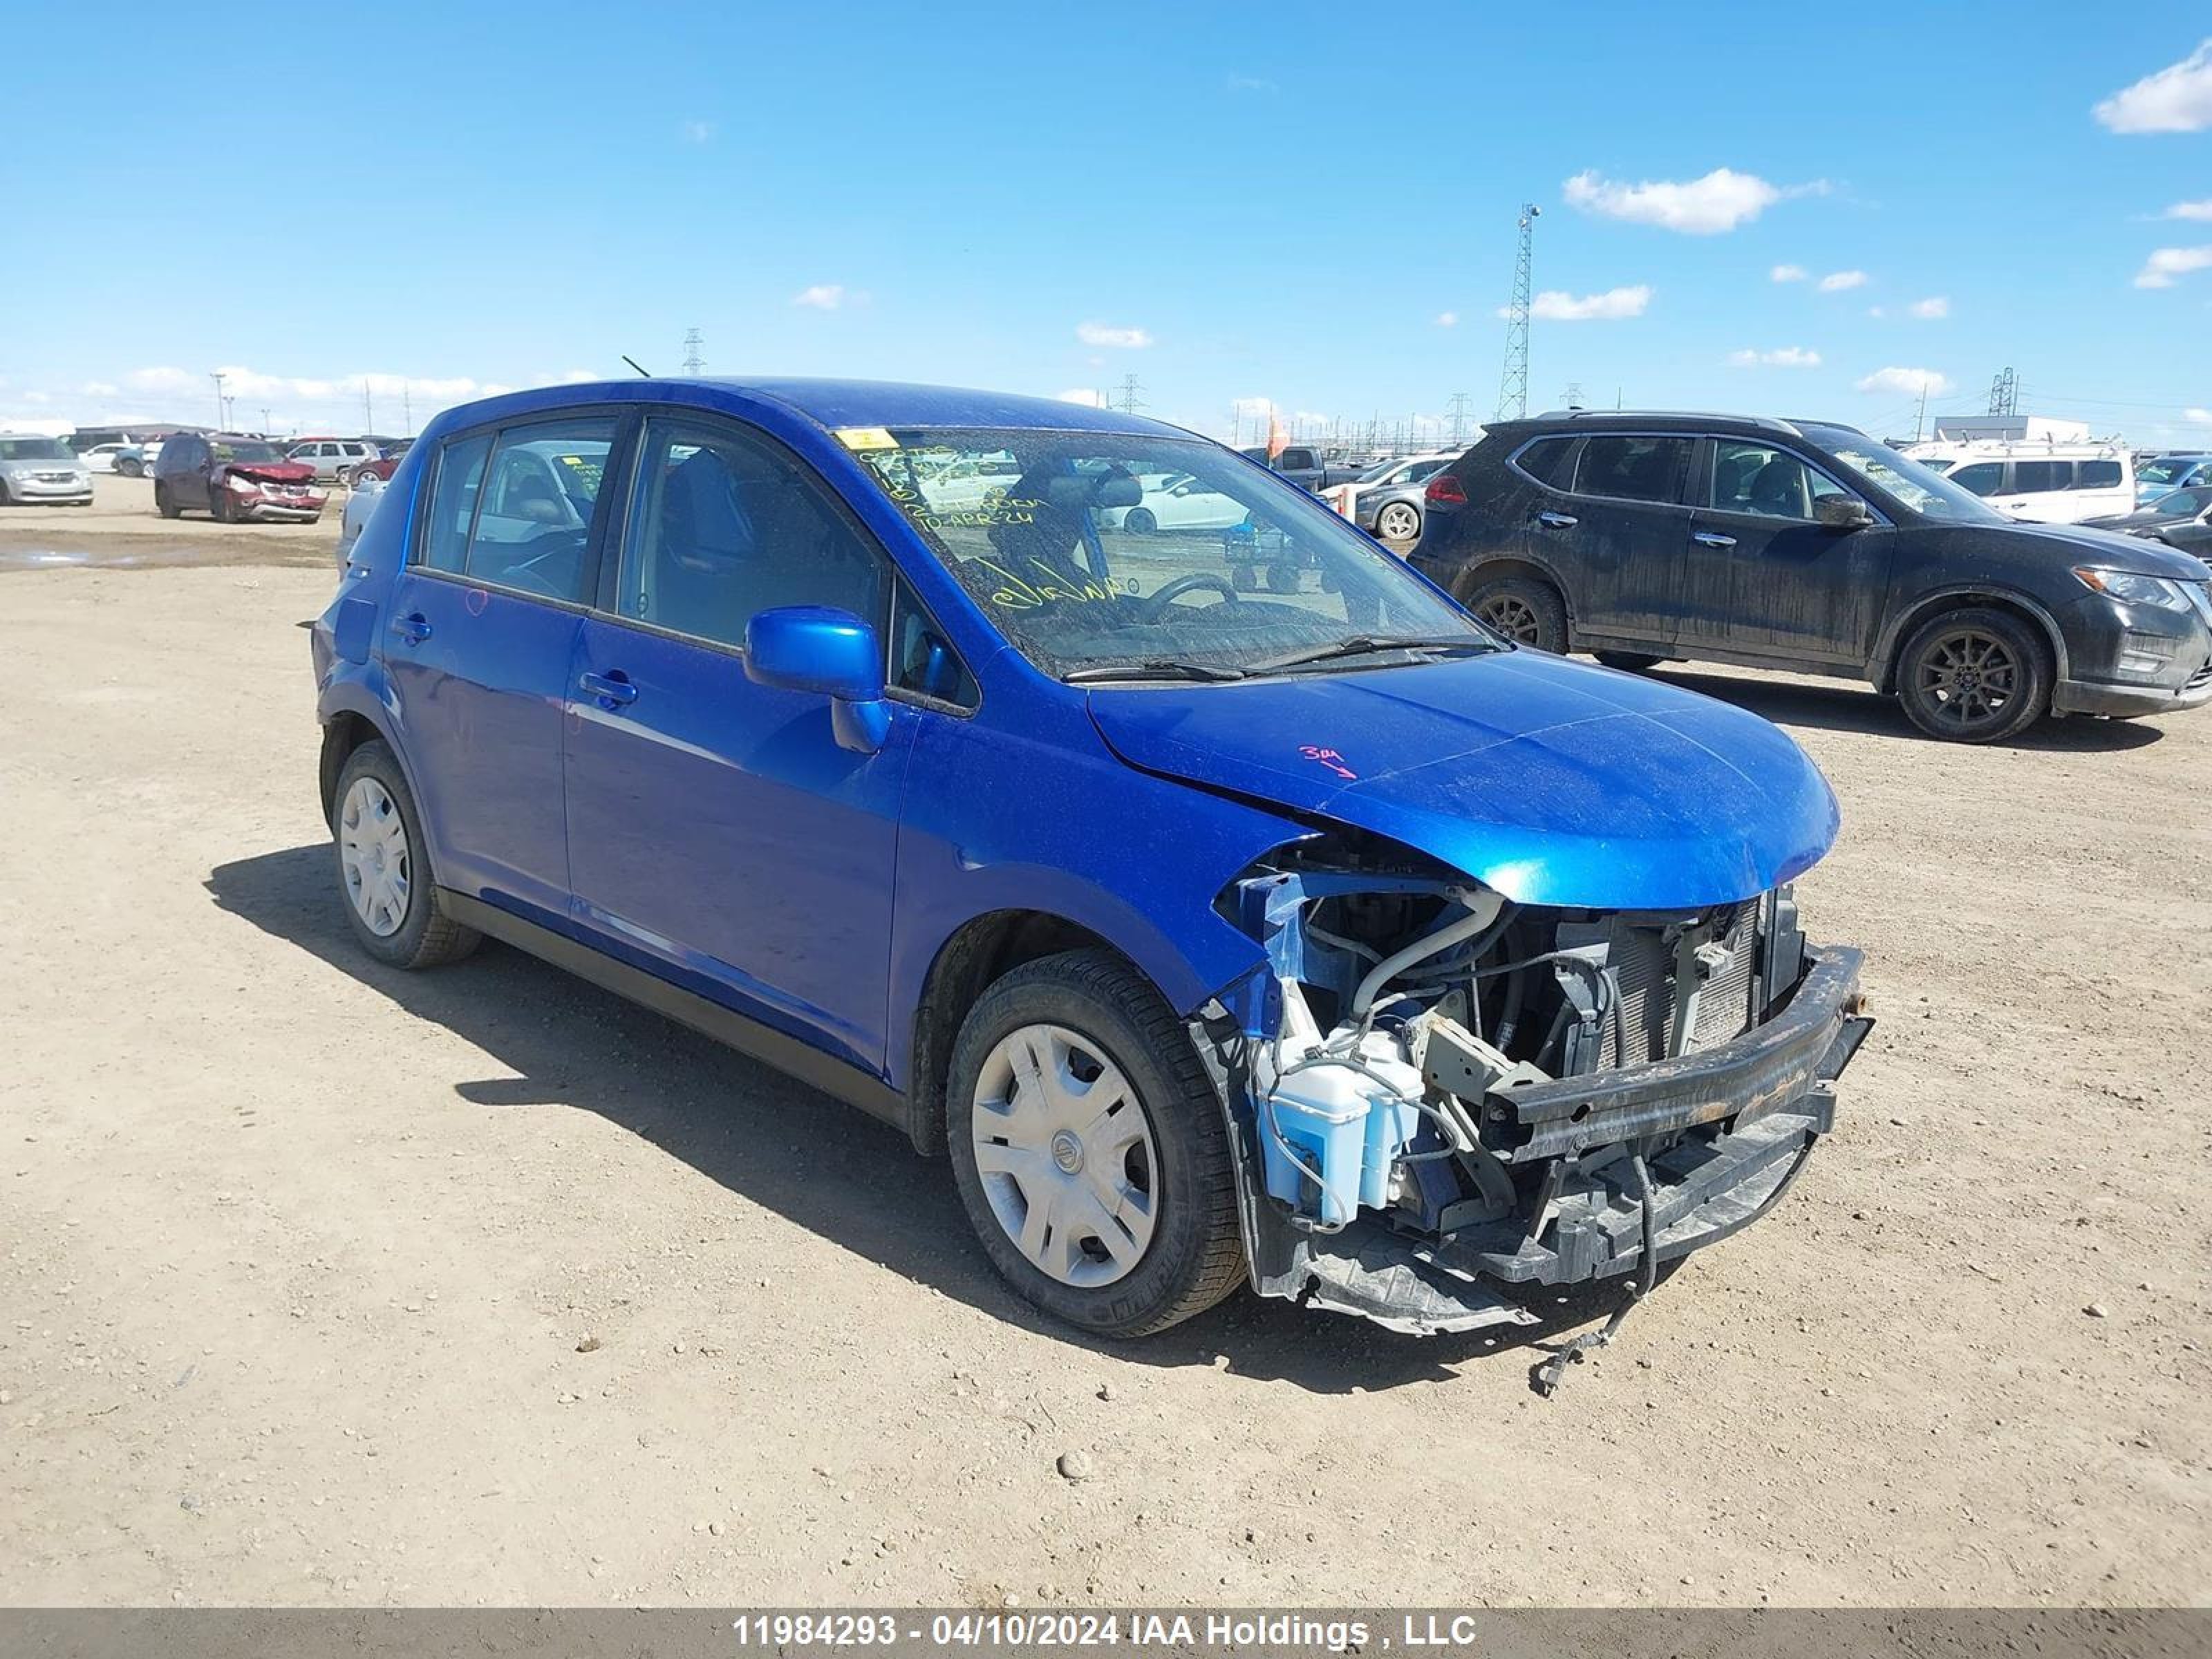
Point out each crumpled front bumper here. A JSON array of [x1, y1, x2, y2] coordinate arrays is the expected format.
[[1204, 944, 1870, 1335]]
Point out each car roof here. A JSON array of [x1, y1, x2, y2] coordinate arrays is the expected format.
[[1488, 410, 1869, 442], [429, 376, 1198, 441]]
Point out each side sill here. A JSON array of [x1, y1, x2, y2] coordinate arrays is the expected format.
[[438, 889, 911, 1137]]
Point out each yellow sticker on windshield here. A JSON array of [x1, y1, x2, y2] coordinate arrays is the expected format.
[[834, 426, 897, 451]]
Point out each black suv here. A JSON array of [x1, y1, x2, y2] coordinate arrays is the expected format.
[[1410, 411, 2212, 742]]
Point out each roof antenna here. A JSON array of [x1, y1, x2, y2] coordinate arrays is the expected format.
[[621, 355, 652, 377]]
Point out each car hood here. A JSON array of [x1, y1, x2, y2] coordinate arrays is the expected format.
[[219, 460, 318, 485], [1085, 648, 1840, 910], [1966, 517, 2208, 579]]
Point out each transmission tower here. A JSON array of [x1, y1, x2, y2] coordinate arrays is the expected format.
[[1116, 373, 1145, 415], [1563, 382, 1584, 410], [1987, 366, 2017, 418], [682, 328, 704, 375], [1495, 203, 1540, 421], [1446, 391, 1472, 444]]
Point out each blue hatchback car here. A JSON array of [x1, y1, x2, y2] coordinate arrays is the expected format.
[[311, 379, 1868, 1341]]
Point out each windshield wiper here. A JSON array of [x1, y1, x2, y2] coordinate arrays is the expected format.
[[1063, 658, 1248, 684], [1245, 633, 1497, 674]]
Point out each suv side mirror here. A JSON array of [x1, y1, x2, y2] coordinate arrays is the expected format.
[[744, 606, 891, 754], [1817, 496, 1873, 531]]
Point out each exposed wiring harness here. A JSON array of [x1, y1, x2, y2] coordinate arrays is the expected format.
[[1532, 1152, 1658, 1398]]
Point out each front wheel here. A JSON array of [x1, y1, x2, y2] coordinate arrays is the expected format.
[[332, 739, 482, 968], [1895, 606, 2050, 743], [1121, 507, 1156, 534], [118, 458, 144, 478], [1595, 650, 1663, 672], [1374, 500, 1421, 541], [1466, 573, 1568, 653], [946, 949, 1244, 1338]]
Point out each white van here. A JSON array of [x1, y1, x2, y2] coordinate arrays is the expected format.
[[1902, 440, 2135, 525]]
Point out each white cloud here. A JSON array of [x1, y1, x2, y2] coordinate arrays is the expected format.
[[1770, 263, 1808, 283], [2186, 407, 2212, 425], [80, 379, 119, 397], [1908, 296, 1949, 319], [1434, 310, 1459, 327], [1514, 285, 1651, 321], [1855, 366, 1953, 397], [2134, 245, 2212, 288], [1055, 388, 1107, 407], [1229, 396, 1276, 418], [1561, 167, 1824, 234], [0, 413, 71, 436], [2162, 198, 2212, 221], [792, 283, 847, 310], [127, 366, 198, 393], [554, 368, 599, 384], [682, 119, 715, 144], [1727, 346, 1821, 368], [2094, 40, 2212, 133], [1866, 306, 1887, 319], [1817, 270, 1868, 292], [1075, 321, 1152, 348], [1226, 72, 1277, 93]]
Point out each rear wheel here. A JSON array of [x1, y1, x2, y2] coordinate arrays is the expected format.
[[332, 739, 481, 968], [118, 458, 143, 478], [1467, 572, 1568, 653], [155, 482, 180, 519], [1375, 500, 1421, 541], [1121, 507, 1156, 534], [946, 949, 1244, 1338], [1595, 650, 1663, 672], [1895, 606, 2050, 743], [1265, 562, 1301, 594]]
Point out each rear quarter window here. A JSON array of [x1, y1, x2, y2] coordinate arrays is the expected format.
[[2075, 460, 2121, 489], [1511, 435, 1577, 488]]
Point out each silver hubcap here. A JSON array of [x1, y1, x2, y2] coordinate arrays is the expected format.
[[971, 1022, 1159, 1288], [1379, 504, 1418, 538], [338, 776, 411, 937]]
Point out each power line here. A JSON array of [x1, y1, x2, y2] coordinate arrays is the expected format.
[[1494, 203, 1539, 421]]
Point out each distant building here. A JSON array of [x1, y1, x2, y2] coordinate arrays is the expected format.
[[1929, 415, 2091, 444]]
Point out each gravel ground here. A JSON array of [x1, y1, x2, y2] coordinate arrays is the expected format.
[[1, 556, 2206, 1608]]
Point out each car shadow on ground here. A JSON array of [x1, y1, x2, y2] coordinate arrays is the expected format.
[[207, 843, 1647, 1395], [1638, 664, 2166, 751]]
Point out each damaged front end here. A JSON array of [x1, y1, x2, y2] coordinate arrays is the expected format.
[[1191, 834, 1871, 1340]]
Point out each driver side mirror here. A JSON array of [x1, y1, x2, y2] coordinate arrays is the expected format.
[[744, 606, 892, 754], [1817, 496, 1874, 531]]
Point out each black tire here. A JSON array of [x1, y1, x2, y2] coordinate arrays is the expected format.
[[155, 482, 181, 519], [1895, 606, 2051, 744], [1595, 650, 1663, 672], [0, 480, 10, 507], [1121, 507, 1156, 534], [1230, 563, 1257, 592], [331, 739, 482, 968], [1265, 562, 1300, 594], [1374, 500, 1422, 542], [118, 458, 143, 478], [208, 485, 231, 524], [1467, 572, 1568, 653], [946, 948, 1244, 1338]]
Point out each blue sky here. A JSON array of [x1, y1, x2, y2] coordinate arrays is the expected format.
[[3, 5, 2208, 446]]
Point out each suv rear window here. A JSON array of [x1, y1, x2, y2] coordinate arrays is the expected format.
[[2012, 460, 2071, 493], [2075, 460, 2121, 489], [1575, 435, 1690, 504], [1950, 462, 2003, 496], [1513, 435, 1576, 488]]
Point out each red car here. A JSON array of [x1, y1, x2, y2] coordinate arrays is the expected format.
[[354, 436, 415, 485], [153, 433, 327, 523]]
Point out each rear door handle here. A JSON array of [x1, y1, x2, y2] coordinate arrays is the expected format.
[[391, 612, 431, 644], [579, 670, 638, 709], [1535, 509, 1577, 528], [1691, 531, 1738, 549]]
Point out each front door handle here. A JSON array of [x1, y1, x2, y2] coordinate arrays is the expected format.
[[1535, 509, 1578, 528], [391, 612, 431, 644], [579, 670, 638, 709], [1691, 531, 1738, 549]]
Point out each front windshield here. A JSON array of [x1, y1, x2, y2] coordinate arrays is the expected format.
[[212, 439, 284, 464], [848, 429, 1491, 677], [1810, 430, 2002, 523], [2139, 457, 2204, 488], [0, 438, 74, 462], [2150, 485, 2212, 518]]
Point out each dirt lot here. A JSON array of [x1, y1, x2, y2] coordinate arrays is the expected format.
[[0, 474, 344, 572], [2, 541, 2208, 1609]]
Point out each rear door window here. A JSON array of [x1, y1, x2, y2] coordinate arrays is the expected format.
[[1575, 435, 1691, 504], [2075, 460, 2121, 489], [462, 418, 616, 601], [2013, 460, 2071, 493], [1950, 462, 2004, 496]]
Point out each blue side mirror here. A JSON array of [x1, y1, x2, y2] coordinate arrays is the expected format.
[[744, 606, 892, 753]]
